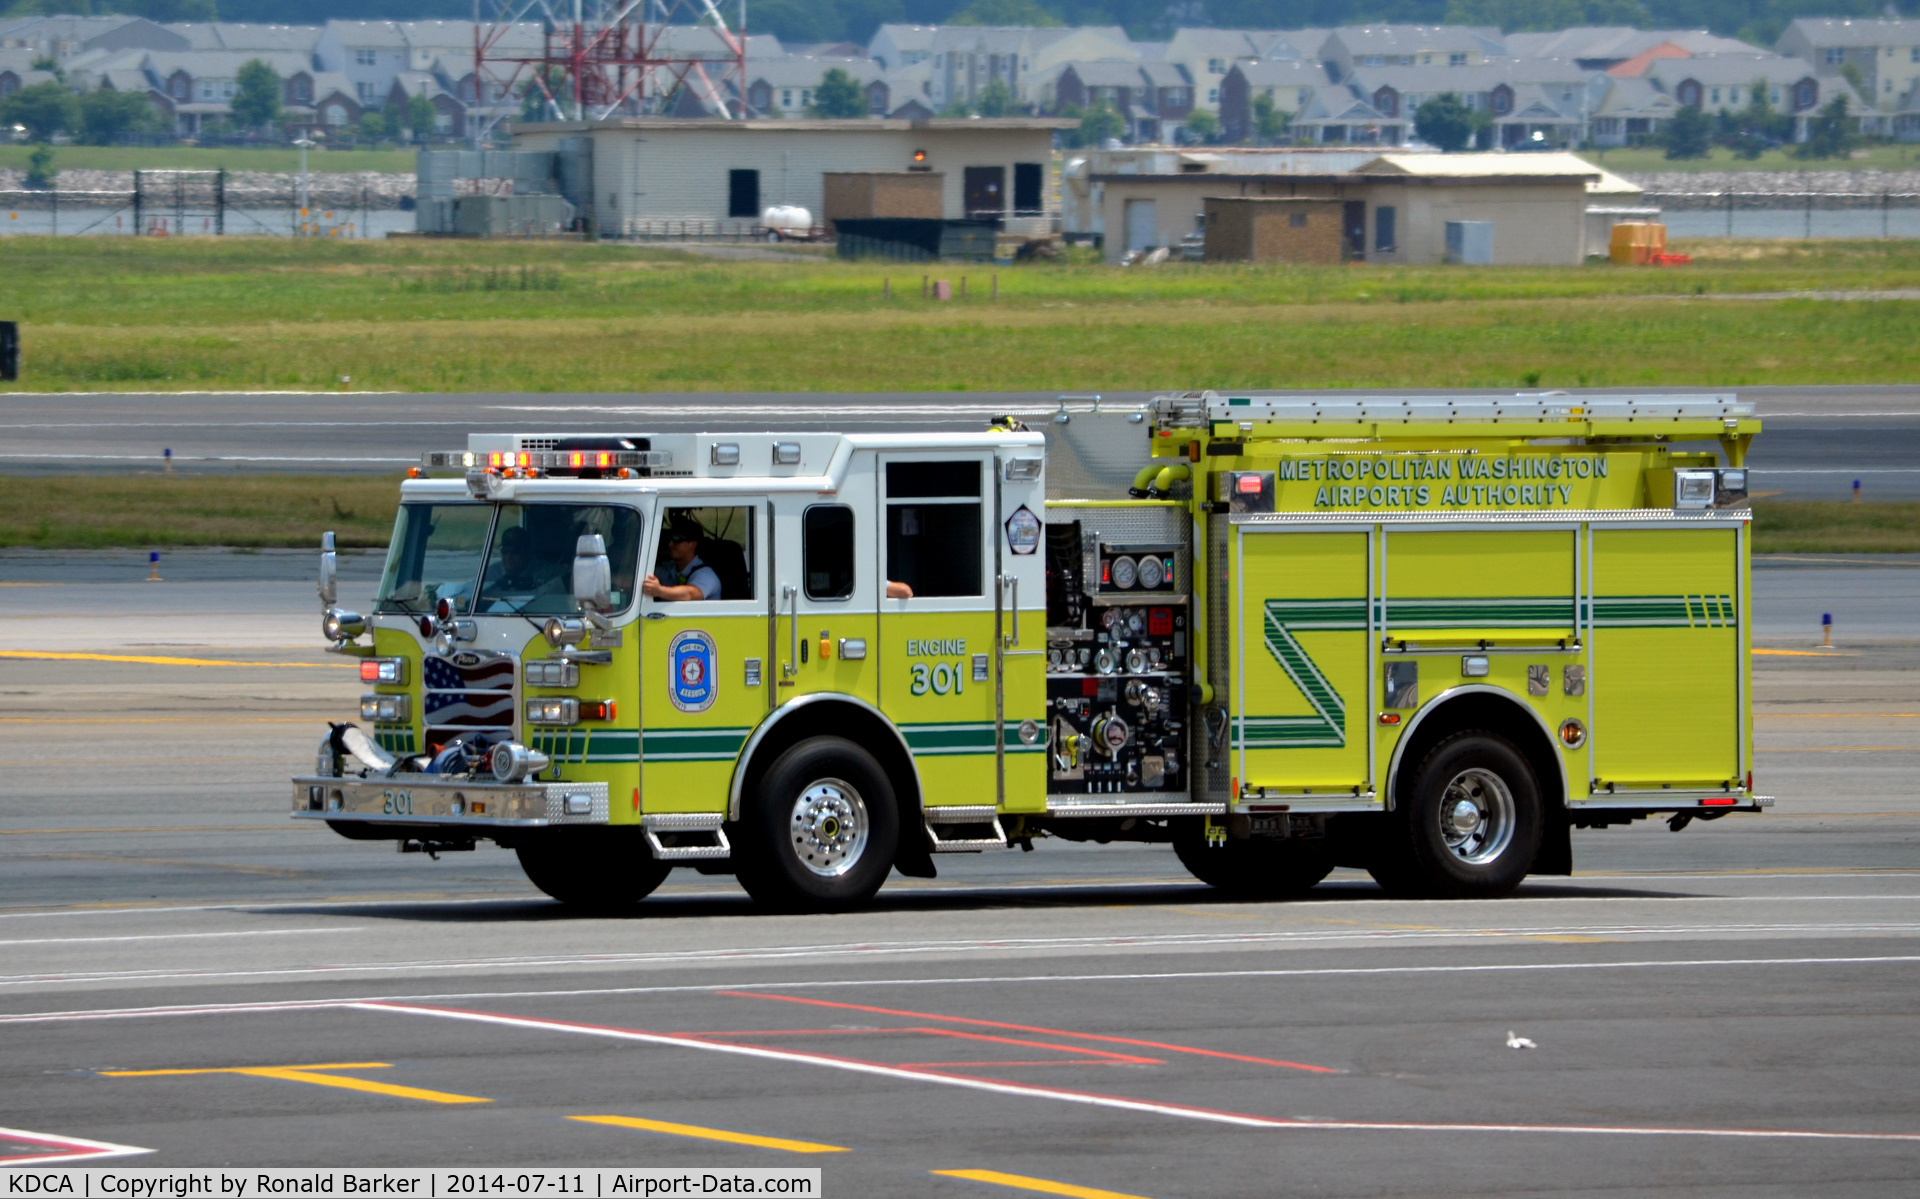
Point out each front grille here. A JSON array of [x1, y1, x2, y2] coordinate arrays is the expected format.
[[422, 650, 519, 744]]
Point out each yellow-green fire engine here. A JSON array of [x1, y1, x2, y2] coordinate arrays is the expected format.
[[297, 392, 1764, 908]]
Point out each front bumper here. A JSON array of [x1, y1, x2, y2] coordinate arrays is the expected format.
[[292, 776, 610, 829]]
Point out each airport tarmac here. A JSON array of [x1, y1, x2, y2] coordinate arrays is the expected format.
[[0, 550, 1916, 1193], [2, 385, 1919, 498]]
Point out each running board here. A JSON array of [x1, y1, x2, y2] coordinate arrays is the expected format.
[[642, 812, 731, 861], [1044, 801, 1227, 818], [924, 804, 1007, 853]]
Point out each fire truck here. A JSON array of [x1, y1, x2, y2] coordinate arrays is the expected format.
[[297, 393, 1766, 909]]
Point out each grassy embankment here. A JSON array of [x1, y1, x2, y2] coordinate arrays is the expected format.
[[0, 145, 417, 175], [5, 236, 1920, 393], [0, 477, 1909, 553]]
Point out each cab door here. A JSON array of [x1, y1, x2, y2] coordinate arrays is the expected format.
[[769, 466, 880, 707], [638, 500, 768, 815], [876, 453, 1001, 808]]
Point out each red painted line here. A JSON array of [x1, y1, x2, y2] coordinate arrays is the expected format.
[[354, 1001, 1920, 1145], [898, 1061, 1130, 1069], [692, 1025, 1160, 1066], [718, 990, 1337, 1073]]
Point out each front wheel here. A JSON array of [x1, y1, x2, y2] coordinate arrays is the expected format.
[[515, 830, 672, 911], [1172, 822, 1333, 900], [734, 736, 899, 912], [1370, 732, 1542, 899]]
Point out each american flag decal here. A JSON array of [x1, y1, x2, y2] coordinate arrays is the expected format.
[[423, 652, 517, 731]]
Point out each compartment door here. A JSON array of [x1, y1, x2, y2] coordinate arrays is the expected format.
[[1590, 527, 1743, 792], [1236, 529, 1372, 795]]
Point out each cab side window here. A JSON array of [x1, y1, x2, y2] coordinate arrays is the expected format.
[[885, 460, 982, 598], [653, 506, 753, 601], [804, 504, 855, 600]]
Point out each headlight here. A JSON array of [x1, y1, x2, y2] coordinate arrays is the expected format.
[[360, 693, 411, 723], [525, 697, 579, 726], [524, 658, 580, 688]]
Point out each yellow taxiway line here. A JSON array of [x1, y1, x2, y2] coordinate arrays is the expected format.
[[933, 1169, 1157, 1199], [0, 650, 352, 669], [571, 1115, 846, 1153], [100, 1062, 489, 1104]]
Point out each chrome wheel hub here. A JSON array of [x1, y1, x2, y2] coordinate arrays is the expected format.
[[789, 779, 868, 877], [1438, 767, 1514, 865]]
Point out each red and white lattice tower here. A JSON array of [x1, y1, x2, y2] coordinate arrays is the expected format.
[[471, 0, 747, 143]]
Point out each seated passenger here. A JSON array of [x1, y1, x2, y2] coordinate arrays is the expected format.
[[643, 518, 723, 601]]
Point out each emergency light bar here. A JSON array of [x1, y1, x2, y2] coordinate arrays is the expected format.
[[421, 449, 673, 470]]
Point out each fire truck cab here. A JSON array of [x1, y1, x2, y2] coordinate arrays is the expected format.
[[298, 393, 1766, 908]]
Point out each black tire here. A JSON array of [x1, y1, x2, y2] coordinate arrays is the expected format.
[[1172, 821, 1334, 900], [734, 736, 899, 912], [1369, 731, 1543, 899], [515, 830, 671, 911]]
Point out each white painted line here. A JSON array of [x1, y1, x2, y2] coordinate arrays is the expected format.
[[0, 1124, 153, 1164], [3, 953, 1918, 1026], [1, 922, 1917, 989], [0, 927, 359, 948], [360, 1001, 1920, 1145], [0, 453, 414, 463]]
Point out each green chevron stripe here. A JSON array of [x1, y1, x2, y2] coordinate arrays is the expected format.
[[1257, 601, 1348, 749], [1592, 595, 1734, 628]]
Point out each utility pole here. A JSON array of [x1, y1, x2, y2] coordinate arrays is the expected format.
[[294, 136, 316, 234]]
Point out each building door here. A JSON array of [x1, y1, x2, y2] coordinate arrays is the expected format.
[[728, 169, 759, 218], [1125, 199, 1157, 251], [638, 500, 768, 815], [964, 166, 1005, 217], [1013, 162, 1043, 215], [1342, 201, 1366, 260]]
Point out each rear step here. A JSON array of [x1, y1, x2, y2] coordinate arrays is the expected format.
[[642, 812, 731, 861], [924, 804, 1007, 853]]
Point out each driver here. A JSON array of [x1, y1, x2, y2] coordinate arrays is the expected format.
[[487, 526, 547, 591], [642, 516, 722, 601]]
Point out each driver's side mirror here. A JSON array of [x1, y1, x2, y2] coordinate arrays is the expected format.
[[573, 533, 611, 614]]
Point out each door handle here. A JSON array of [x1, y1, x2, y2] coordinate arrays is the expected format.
[[643, 611, 666, 621], [781, 584, 798, 678], [1001, 574, 1019, 649]]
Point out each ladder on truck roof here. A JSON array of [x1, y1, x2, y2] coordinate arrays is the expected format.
[[1150, 391, 1758, 445]]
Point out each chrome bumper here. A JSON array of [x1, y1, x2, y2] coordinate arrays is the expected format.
[[291, 776, 610, 829]]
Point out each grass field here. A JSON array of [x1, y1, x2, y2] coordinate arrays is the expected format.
[[1580, 144, 1920, 174], [0, 145, 417, 175], [3, 236, 1919, 392], [0, 476, 1908, 553]]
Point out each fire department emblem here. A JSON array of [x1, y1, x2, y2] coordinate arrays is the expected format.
[[668, 629, 717, 714]]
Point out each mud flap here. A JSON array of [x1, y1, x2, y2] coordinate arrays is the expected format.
[[1532, 804, 1573, 876]]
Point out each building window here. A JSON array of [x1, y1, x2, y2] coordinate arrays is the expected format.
[[1710, 87, 1720, 104], [433, 111, 451, 132], [293, 79, 310, 101], [1449, 53, 1467, 66], [1911, 47, 1919, 63], [1374, 206, 1395, 251], [1729, 87, 1740, 104], [781, 89, 791, 107], [1208, 87, 1218, 104], [355, 49, 377, 66], [1363, 55, 1383, 67], [1772, 86, 1782, 104], [728, 168, 759, 218], [1207, 57, 1225, 74], [324, 104, 346, 126], [357, 81, 376, 101]]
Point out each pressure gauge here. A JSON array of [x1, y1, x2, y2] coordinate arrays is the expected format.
[[1137, 555, 1164, 589], [1110, 555, 1138, 590], [1127, 611, 1145, 635], [1125, 648, 1148, 674], [1095, 648, 1119, 675]]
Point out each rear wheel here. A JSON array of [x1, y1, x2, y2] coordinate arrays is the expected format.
[[515, 830, 671, 911], [1369, 732, 1542, 899], [1172, 822, 1333, 900], [734, 736, 899, 912]]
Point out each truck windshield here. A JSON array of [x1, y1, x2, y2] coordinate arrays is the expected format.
[[476, 503, 642, 615], [376, 504, 494, 615]]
